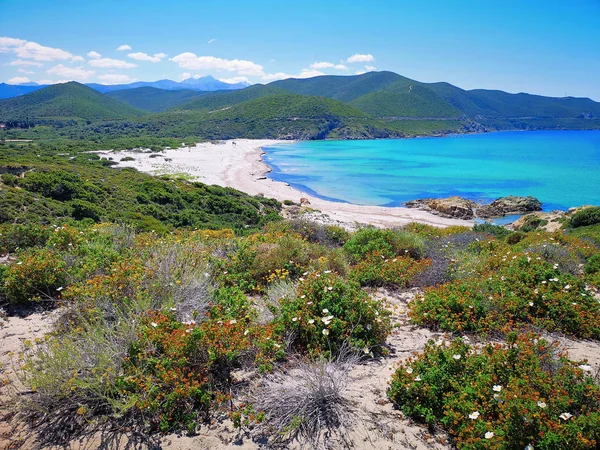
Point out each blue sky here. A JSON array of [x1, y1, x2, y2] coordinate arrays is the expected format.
[[1, 0, 599, 100]]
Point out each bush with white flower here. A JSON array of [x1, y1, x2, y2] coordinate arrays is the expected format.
[[388, 332, 600, 449], [274, 271, 391, 356]]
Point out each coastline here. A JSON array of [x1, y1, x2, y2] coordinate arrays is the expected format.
[[105, 139, 473, 229]]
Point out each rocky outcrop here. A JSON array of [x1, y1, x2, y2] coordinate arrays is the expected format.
[[476, 196, 542, 218], [405, 195, 543, 220], [508, 210, 566, 232], [405, 196, 477, 219]]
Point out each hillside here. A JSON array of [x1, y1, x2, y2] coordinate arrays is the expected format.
[[172, 84, 288, 112], [106, 87, 210, 112], [0, 82, 145, 121]]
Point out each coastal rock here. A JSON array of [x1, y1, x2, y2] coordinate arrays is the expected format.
[[476, 196, 542, 218], [300, 197, 311, 205], [405, 196, 476, 219], [508, 210, 566, 232]]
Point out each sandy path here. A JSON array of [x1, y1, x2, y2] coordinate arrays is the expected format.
[[104, 140, 473, 229]]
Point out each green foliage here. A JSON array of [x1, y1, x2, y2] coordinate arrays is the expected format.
[[106, 87, 206, 112], [472, 223, 513, 239], [570, 206, 600, 228], [3, 247, 67, 303], [388, 334, 600, 449], [349, 252, 431, 287], [275, 271, 391, 355], [343, 227, 424, 262], [0, 223, 51, 253]]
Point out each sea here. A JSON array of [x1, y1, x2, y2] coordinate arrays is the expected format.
[[263, 130, 600, 217]]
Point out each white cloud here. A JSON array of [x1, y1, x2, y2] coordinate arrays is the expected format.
[[170, 52, 264, 76], [219, 76, 249, 84], [89, 58, 137, 69], [355, 70, 367, 75], [261, 72, 294, 81], [365, 65, 376, 71], [17, 68, 35, 74], [179, 72, 191, 81], [87, 51, 102, 59], [8, 59, 43, 67], [0, 37, 72, 61], [297, 69, 324, 78], [208, 39, 217, 44], [117, 44, 132, 51], [127, 52, 167, 63], [347, 53, 375, 63], [47, 64, 95, 80], [310, 61, 334, 69], [98, 73, 135, 84], [8, 76, 30, 84], [71, 56, 85, 62], [334, 64, 348, 70], [37, 79, 59, 84]]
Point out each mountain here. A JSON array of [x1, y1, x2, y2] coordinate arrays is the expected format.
[[105, 87, 213, 112], [86, 76, 250, 94], [0, 83, 47, 99], [172, 84, 287, 112], [0, 82, 146, 121]]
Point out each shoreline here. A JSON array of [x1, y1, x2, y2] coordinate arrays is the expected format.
[[105, 140, 474, 229]]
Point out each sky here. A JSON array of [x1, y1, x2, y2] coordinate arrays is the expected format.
[[0, 0, 599, 100]]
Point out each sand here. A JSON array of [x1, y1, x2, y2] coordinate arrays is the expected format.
[[103, 139, 473, 229]]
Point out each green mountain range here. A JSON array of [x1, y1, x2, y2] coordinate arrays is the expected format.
[[1, 72, 599, 140], [0, 82, 145, 121]]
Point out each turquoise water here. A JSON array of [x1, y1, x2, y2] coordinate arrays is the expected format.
[[263, 131, 600, 211]]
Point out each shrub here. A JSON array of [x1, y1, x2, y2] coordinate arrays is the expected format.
[[343, 228, 424, 262], [1, 173, 18, 187], [472, 222, 512, 239], [388, 334, 600, 449], [349, 252, 431, 287], [570, 206, 600, 228], [275, 271, 391, 355], [585, 254, 600, 275], [410, 252, 600, 338], [254, 349, 358, 447], [506, 231, 526, 245], [3, 247, 67, 303], [0, 223, 51, 254]]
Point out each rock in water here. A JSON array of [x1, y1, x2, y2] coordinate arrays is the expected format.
[[476, 196, 542, 218], [406, 196, 476, 219]]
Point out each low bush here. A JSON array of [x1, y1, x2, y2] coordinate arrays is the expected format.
[[472, 222, 513, 239], [343, 227, 424, 262], [388, 333, 600, 449], [3, 247, 67, 303], [0, 223, 51, 254], [275, 271, 391, 356], [570, 206, 600, 228], [349, 252, 431, 287], [410, 252, 600, 338]]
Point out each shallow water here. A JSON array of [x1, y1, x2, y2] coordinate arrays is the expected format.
[[263, 130, 600, 211]]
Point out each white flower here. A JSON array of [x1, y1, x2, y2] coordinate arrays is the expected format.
[[485, 431, 494, 439], [151, 322, 158, 328], [525, 445, 534, 450], [56, 286, 64, 291], [169, 307, 177, 311], [493, 385, 502, 392], [452, 354, 461, 360], [307, 301, 313, 305], [559, 412, 573, 420], [469, 411, 480, 419], [300, 295, 306, 299], [229, 319, 237, 324], [406, 367, 413, 374], [274, 343, 281, 348], [322, 308, 329, 314], [322, 329, 329, 336], [564, 284, 571, 290], [308, 319, 315, 324], [537, 401, 547, 408], [185, 329, 192, 333], [244, 329, 250, 336], [299, 277, 305, 282], [303, 271, 309, 276], [578, 364, 592, 372], [529, 302, 534, 307], [328, 286, 333, 291], [324, 270, 331, 274], [415, 375, 421, 381], [493, 393, 501, 400], [292, 317, 298, 322]]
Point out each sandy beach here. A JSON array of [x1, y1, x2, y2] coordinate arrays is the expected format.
[[105, 140, 472, 229]]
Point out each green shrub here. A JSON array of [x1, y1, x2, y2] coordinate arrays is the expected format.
[[0, 223, 51, 253], [585, 254, 600, 275], [570, 206, 600, 228], [472, 223, 512, 239], [349, 252, 431, 287], [410, 252, 600, 338], [1, 173, 18, 187], [343, 228, 424, 262], [275, 271, 391, 356], [506, 231, 526, 245], [388, 334, 600, 449], [3, 247, 67, 303]]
